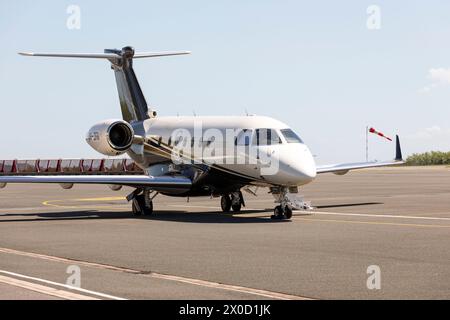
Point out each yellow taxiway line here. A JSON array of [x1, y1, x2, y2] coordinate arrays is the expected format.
[[39, 197, 450, 229]]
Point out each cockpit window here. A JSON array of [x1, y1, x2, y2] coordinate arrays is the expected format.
[[254, 129, 282, 146], [235, 129, 252, 146], [280, 129, 304, 143]]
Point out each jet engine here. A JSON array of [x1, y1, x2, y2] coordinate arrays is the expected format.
[[86, 119, 134, 156]]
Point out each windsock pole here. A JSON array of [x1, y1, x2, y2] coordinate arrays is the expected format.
[[366, 125, 369, 162]]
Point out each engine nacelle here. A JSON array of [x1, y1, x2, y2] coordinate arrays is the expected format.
[[108, 184, 123, 191], [86, 119, 134, 156], [333, 170, 349, 176], [60, 183, 74, 190]]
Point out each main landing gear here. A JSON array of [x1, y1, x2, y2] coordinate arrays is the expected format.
[[128, 189, 156, 216], [220, 191, 245, 213]]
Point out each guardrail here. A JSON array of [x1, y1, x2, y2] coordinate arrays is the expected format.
[[0, 159, 144, 175]]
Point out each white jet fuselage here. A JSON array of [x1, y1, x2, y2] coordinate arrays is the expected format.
[[131, 115, 317, 187]]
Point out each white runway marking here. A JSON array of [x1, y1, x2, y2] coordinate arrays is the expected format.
[[0, 270, 126, 300], [310, 211, 450, 221], [169, 204, 450, 221], [0, 274, 97, 300], [0, 272, 97, 300], [0, 247, 311, 300]]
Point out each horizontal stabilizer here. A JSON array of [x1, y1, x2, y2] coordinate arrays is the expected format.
[[134, 51, 191, 58], [18, 51, 190, 59], [19, 52, 119, 59]]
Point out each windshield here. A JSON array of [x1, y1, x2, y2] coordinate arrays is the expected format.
[[280, 129, 304, 143]]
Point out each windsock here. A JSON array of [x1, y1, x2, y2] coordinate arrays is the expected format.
[[369, 127, 392, 141]]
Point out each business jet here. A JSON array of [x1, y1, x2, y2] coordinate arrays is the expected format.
[[0, 46, 404, 219]]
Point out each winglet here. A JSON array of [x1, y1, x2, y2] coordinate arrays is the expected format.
[[395, 135, 403, 161]]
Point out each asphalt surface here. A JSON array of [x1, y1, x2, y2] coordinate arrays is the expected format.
[[0, 166, 449, 300]]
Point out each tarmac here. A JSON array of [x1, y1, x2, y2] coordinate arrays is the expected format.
[[0, 166, 449, 300]]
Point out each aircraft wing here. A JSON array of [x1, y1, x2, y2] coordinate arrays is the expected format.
[[316, 159, 404, 174], [0, 175, 191, 193], [316, 135, 404, 175]]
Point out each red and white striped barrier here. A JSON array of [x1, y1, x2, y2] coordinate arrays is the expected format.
[[0, 159, 143, 175]]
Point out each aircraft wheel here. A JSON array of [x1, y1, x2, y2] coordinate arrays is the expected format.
[[221, 195, 232, 212], [271, 206, 284, 220], [132, 194, 153, 216], [142, 200, 153, 216], [132, 199, 142, 216], [232, 203, 242, 212], [284, 206, 293, 219]]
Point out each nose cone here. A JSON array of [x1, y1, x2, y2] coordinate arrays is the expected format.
[[277, 144, 316, 185], [289, 145, 317, 182]]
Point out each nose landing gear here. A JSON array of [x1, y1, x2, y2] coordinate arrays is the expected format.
[[272, 205, 293, 220], [270, 186, 313, 220]]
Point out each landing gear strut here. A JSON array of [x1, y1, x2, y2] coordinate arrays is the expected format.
[[270, 187, 296, 220], [129, 189, 155, 216], [220, 191, 245, 213]]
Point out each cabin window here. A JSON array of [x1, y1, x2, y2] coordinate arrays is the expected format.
[[280, 129, 304, 143], [235, 129, 252, 146], [254, 129, 282, 146]]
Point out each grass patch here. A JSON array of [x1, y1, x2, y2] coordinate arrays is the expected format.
[[406, 151, 450, 166]]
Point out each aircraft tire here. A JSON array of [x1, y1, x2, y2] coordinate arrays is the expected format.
[[232, 203, 242, 212], [132, 194, 153, 216], [284, 207, 293, 219], [271, 206, 283, 219], [132, 198, 142, 216], [221, 195, 232, 212]]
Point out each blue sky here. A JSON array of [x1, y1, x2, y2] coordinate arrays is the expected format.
[[1, 0, 449, 164]]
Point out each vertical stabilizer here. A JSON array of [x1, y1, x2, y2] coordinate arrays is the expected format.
[[105, 47, 150, 122]]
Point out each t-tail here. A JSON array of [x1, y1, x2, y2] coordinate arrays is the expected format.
[[19, 46, 190, 123]]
